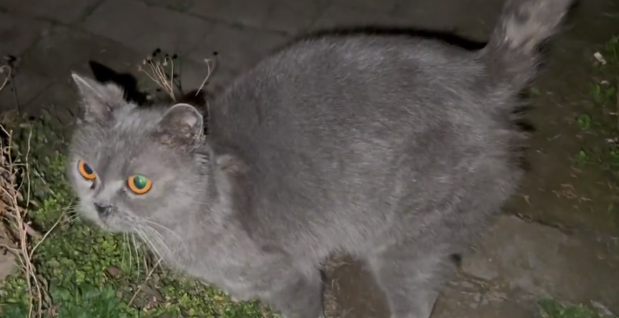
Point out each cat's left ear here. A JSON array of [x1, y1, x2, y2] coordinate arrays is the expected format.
[[71, 73, 126, 123], [154, 103, 204, 147]]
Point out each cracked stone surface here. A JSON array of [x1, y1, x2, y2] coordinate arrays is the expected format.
[[462, 216, 619, 309], [82, 0, 215, 56], [0, 0, 619, 317], [0, 0, 102, 25]]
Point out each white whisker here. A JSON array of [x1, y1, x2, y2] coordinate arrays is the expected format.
[[143, 219, 185, 246], [123, 233, 133, 269], [136, 219, 190, 258], [135, 226, 165, 265], [142, 225, 174, 259], [130, 234, 141, 275]]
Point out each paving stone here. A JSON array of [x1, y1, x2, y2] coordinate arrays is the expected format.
[[19, 24, 146, 83], [462, 215, 619, 312], [332, 0, 398, 14], [190, 0, 274, 29], [143, 0, 195, 12], [324, 215, 619, 318], [0, 70, 52, 113], [187, 24, 289, 76], [0, 12, 49, 57], [175, 56, 238, 95], [82, 0, 214, 57], [21, 81, 81, 131], [310, 4, 410, 31], [432, 279, 536, 318], [13, 23, 160, 116], [0, 0, 102, 25], [392, 0, 503, 34], [263, 0, 327, 35], [324, 256, 389, 318], [324, 255, 538, 318]]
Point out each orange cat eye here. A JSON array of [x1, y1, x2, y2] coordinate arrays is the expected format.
[[78, 160, 96, 180], [127, 175, 152, 195]]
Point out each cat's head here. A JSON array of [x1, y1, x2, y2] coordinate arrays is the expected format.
[[67, 73, 210, 234]]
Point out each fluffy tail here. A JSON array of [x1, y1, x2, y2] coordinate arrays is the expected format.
[[478, 0, 574, 95]]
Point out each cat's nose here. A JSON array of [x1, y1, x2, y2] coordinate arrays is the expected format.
[[94, 203, 112, 218]]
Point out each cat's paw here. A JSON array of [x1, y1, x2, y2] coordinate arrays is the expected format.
[[222, 290, 250, 303], [222, 291, 237, 302]]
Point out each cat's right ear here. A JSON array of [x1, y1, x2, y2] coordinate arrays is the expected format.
[[153, 103, 204, 149], [71, 73, 126, 123]]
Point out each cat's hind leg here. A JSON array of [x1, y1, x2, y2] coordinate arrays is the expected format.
[[365, 241, 456, 318]]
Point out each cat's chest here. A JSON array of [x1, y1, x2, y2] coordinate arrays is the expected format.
[[163, 236, 259, 296]]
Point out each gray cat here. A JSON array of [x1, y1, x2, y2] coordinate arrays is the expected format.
[[67, 0, 573, 317]]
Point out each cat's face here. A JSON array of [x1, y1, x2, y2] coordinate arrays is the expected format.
[[67, 73, 209, 234]]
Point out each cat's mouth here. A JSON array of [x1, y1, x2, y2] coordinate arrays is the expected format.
[[103, 215, 139, 233], [84, 209, 136, 234]]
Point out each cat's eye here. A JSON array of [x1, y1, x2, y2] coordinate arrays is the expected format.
[[78, 160, 96, 180], [127, 175, 152, 195]]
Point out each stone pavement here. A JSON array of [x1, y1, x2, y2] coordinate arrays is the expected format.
[[1, 0, 619, 317]]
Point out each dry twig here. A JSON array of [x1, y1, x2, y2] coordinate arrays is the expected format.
[[139, 55, 177, 101], [127, 257, 163, 307], [138, 51, 216, 102], [0, 123, 60, 318], [195, 58, 216, 97], [0, 64, 10, 92], [615, 77, 619, 129]]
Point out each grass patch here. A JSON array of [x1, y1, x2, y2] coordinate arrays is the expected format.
[[573, 35, 619, 171], [0, 52, 274, 317], [0, 116, 277, 318], [538, 299, 617, 318]]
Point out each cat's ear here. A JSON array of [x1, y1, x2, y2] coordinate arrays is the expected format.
[[71, 73, 125, 123], [154, 103, 204, 147]]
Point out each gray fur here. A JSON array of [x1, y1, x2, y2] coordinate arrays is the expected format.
[[67, 0, 573, 317]]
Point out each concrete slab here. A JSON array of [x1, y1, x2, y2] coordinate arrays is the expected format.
[[0, 71, 52, 113], [21, 81, 81, 130], [0, 12, 49, 57], [187, 23, 288, 76], [263, 0, 327, 35], [82, 0, 214, 57], [190, 0, 275, 30], [333, 0, 398, 14], [324, 253, 541, 318], [310, 4, 411, 31], [18, 24, 146, 82], [0, 0, 102, 24], [144, 0, 195, 11], [462, 215, 619, 312]]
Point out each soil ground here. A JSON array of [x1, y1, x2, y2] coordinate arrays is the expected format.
[[1, 0, 619, 317]]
